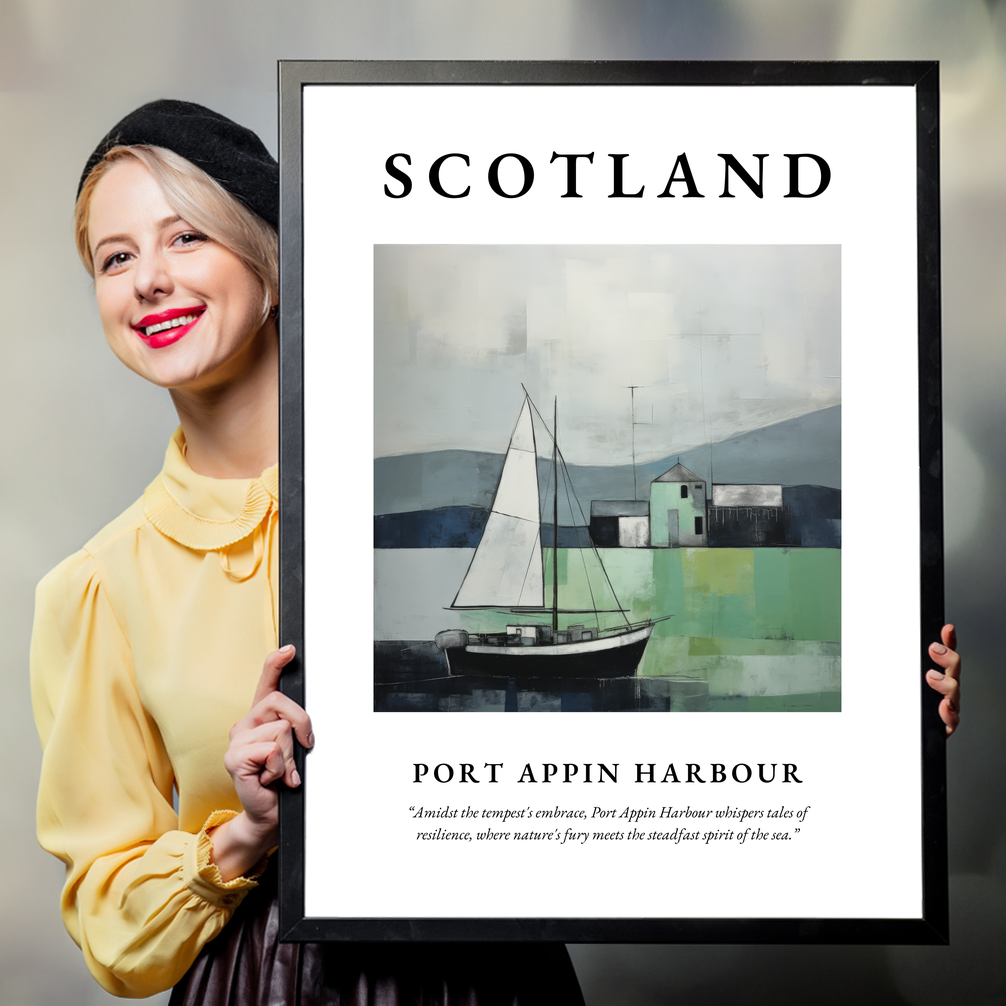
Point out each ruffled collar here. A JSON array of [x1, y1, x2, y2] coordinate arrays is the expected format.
[[143, 428, 278, 551]]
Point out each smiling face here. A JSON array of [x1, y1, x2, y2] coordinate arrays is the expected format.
[[87, 158, 272, 393]]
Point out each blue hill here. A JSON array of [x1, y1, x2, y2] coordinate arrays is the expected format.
[[375, 405, 841, 515], [374, 507, 591, 549]]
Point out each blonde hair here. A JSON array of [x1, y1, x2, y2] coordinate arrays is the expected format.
[[75, 145, 278, 323]]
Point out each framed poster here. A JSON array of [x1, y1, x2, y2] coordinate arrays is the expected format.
[[277, 61, 945, 943]]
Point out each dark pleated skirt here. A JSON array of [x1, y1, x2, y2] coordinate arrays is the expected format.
[[169, 869, 584, 1006]]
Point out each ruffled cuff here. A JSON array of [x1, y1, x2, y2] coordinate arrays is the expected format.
[[182, 810, 269, 909]]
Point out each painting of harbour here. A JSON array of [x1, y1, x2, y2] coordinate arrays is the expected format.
[[373, 245, 840, 712]]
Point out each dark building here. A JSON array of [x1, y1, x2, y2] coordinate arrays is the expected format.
[[589, 500, 650, 548], [707, 484, 841, 548]]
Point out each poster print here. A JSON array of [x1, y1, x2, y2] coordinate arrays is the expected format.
[[279, 62, 945, 943], [373, 244, 842, 714]]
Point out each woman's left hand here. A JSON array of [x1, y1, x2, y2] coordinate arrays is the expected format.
[[209, 645, 313, 881], [926, 624, 961, 737]]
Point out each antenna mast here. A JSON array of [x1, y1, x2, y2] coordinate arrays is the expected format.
[[629, 386, 639, 500]]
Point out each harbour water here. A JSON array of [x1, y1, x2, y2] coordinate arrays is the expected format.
[[374, 641, 840, 713]]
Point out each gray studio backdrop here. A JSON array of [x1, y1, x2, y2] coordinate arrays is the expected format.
[[2, 2, 1003, 1003]]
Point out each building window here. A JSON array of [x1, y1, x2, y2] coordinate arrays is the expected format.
[[695, 516, 704, 535], [680, 485, 688, 498]]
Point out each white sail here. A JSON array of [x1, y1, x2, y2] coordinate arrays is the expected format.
[[452, 398, 544, 608]]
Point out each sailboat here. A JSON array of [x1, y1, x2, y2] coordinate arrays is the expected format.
[[434, 391, 658, 678]]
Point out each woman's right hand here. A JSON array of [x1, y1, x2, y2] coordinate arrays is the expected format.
[[209, 645, 314, 881]]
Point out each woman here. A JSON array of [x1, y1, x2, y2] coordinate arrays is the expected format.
[[31, 100, 585, 1003]]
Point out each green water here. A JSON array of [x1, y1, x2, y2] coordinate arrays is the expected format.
[[458, 547, 841, 700]]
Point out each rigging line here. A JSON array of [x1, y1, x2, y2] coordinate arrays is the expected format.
[[538, 453, 555, 549], [529, 390, 545, 606], [517, 526, 544, 611], [522, 392, 631, 629], [525, 414, 554, 607], [555, 441, 631, 630], [524, 393, 557, 452], [501, 385, 545, 609], [524, 388, 559, 618], [539, 443, 555, 524], [554, 441, 632, 629], [561, 456, 600, 629]]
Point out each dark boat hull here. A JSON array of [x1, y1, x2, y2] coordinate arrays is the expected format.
[[443, 625, 652, 679]]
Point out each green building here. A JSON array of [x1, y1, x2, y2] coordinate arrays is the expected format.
[[649, 462, 709, 548]]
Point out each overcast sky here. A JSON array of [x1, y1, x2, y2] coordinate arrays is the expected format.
[[375, 244, 840, 465]]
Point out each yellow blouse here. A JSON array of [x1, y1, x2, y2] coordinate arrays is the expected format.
[[31, 429, 279, 998]]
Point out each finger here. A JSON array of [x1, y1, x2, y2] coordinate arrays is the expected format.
[[258, 742, 287, 787], [939, 697, 960, 737], [235, 719, 301, 788], [926, 669, 959, 704], [229, 701, 313, 753], [941, 624, 957, 653], [245, 690, 314, 749], [928, 641, 961, 681], [252, 644, 296, 707], [224, 739, 287, 786], [926, 671, 961, 737]]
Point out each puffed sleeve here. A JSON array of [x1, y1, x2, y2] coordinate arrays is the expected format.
[[31, 549, 261, 998]]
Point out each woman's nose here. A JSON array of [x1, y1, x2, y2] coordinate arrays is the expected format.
[[133, 249, 173, 302]]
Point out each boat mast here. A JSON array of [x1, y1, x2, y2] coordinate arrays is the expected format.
[[552, 397, 559, 635]]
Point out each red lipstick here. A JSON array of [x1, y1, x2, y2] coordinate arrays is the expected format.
[[132, 306, 205, 349]]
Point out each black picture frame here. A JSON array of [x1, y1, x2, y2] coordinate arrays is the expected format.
[[277, 60, 945, 944]]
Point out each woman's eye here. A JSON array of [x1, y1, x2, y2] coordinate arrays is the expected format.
[[173, 231, 208, 248], [101, 251, 132, 273]]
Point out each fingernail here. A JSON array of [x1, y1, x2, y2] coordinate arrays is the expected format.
[[931, 643, 947, 655], [292, 768, 301, 787], [280, 644, 295, 654], [928, 670, 944, 680], [306, 732, 315, 748]]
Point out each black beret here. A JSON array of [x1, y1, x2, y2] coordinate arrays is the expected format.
[[78, 99, 278, 228]]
